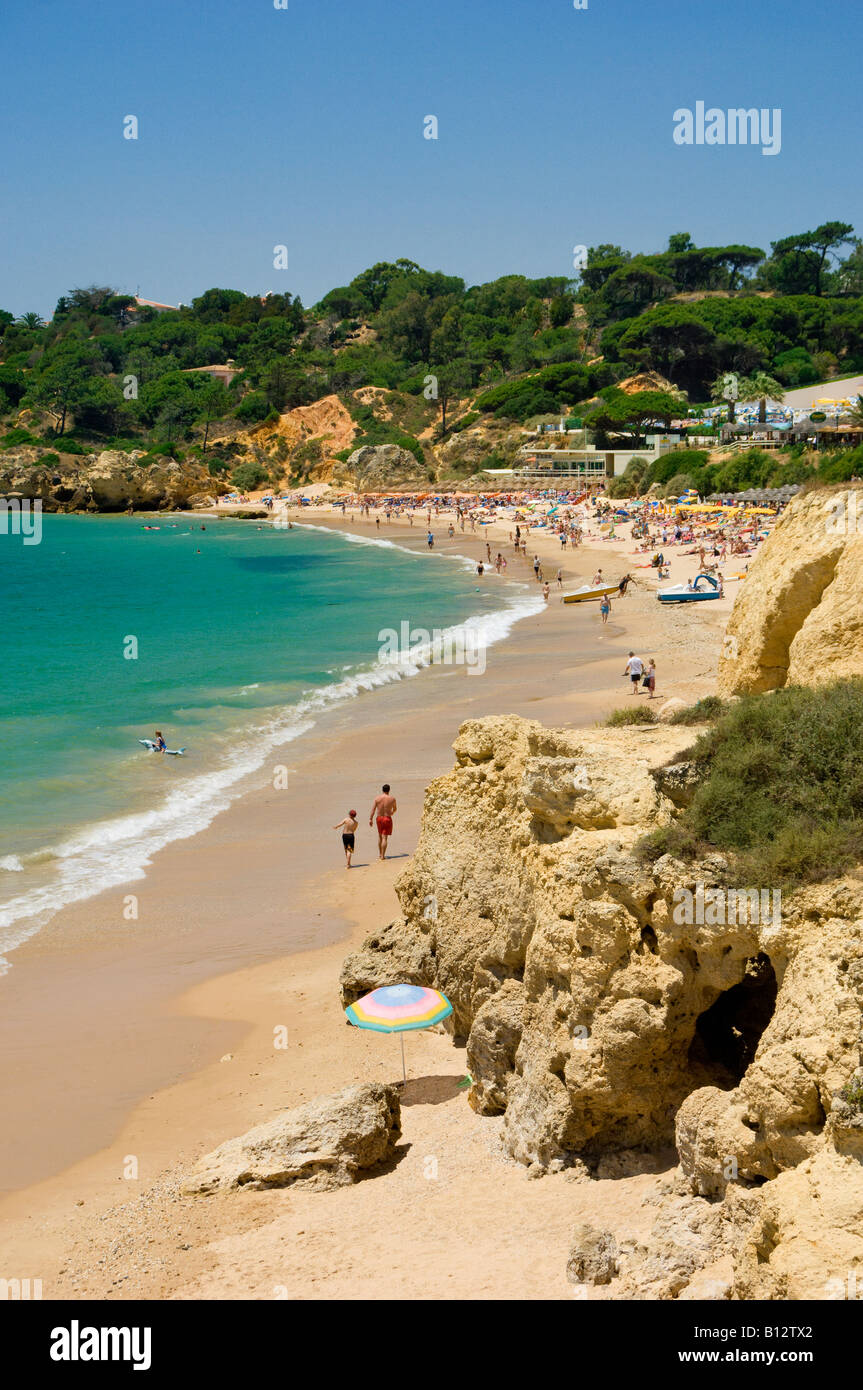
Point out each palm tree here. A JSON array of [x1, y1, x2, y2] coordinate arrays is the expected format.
[[710, 372, 740, 424], [16, 312, 45, 330], [740, 372, 785, 424]]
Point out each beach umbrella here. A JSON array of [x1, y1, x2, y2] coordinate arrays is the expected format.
[[345, 984, 453, 1084]]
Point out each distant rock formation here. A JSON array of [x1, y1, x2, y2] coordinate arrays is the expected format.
[[184, 1082, 401, 1194], [339, 443, 428, 491], [718, 485, 863, 693], [0, 450, 218, 512]]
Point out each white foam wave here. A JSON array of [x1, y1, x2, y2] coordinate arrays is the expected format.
[[294, 521, 477, 573]]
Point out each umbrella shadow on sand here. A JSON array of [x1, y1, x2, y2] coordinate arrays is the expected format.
[[399, 1073, 466, 1107]]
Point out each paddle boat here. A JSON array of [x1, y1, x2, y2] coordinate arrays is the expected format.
[[563, 581, 621, 604], [656, 573, 721, 604]]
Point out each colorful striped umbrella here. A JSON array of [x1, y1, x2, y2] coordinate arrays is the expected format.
[[345, 984, 453, 1083]]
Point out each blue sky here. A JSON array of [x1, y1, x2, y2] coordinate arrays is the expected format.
[[1, 0, 861, 317]]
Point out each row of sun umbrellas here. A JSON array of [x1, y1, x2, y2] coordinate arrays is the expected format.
[[706, 485, 800, 503]]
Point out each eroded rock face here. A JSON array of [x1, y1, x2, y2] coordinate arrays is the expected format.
[[718, 487, 863, 694], [342, 444, 428, 491], [341, 716, 863, 1188], [183, 1082, 401, 1194], [732, 1149, 863, 1299], [566, 1223, 619, 1286], [0, 451, 219, 512]]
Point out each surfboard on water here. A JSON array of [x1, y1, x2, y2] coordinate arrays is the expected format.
[[138, 739, 186, 756]]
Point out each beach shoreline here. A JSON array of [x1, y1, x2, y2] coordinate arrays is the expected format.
[[0, 504, 731, 1297]]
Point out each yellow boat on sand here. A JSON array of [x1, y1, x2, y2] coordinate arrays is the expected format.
[[563, 582, 620, 604]]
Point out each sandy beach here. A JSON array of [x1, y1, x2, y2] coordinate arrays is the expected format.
[[0, 504, 735, 1299]]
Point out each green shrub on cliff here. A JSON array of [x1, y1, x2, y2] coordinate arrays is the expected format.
[[668, 695, 726, 725], [1, 427, 41, 448], [604, 705, 658, 727], [640, 680, 863, 886], [837, 1076, 863, 1113], [231, 461, 269, 491]]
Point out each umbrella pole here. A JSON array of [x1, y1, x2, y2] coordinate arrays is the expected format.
[[400, 1033, 406, 1085]]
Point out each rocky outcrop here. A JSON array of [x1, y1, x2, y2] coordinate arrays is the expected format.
[[566, 1223, 619, 1286], [338, 443, 428, 491], [341, 712, 863, 1295], [718, 486, 863, 694], [343, 715, 860, 1172], [732, 1149, 863, 1299], [183, 1082, 401, 1194], [0, 450, 218, 512]]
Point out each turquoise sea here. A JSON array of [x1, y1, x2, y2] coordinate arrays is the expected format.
[[0, 514, 539, 965]]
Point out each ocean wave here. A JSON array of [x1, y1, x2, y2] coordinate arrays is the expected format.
[[0, 544, 543, 960], [294, 521, 477, 573]]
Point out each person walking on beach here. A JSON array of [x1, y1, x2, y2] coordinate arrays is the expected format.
[[533, 554, 540, 581], [542, 581, 550, 602], [427, 530, 434, 549], [623, 652, 644, 693], [556, 567, 563, 588], [644, 659, 657, 698], [333, 810, 359, 868], [600, 595, 611, 624], [370, 784, 397, 860]]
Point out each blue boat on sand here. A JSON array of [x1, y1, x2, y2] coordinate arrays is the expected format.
[[657, 573, 721, 604]]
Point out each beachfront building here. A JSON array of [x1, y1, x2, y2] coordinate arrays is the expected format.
[[721, 419, 863, 449], [508, 432, 688, 482]]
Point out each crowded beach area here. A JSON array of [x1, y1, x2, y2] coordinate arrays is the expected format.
[[216, 479, 787, 619]]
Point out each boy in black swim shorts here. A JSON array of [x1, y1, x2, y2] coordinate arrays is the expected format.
[[333, 810, 358, 869]]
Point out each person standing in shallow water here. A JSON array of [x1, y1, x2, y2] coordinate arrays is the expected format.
[[370, 783, 397, 860], [333, 810, 358, 868]]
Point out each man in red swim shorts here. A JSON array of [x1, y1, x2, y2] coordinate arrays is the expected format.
[[370, 783, 397, 861]]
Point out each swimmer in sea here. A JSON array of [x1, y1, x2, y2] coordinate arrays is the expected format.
[[333, 810, 359, 868]]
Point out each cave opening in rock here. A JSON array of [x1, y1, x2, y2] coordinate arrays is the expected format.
[[688, 953, 777, 1086]]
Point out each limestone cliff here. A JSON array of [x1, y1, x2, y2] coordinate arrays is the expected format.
[[718, 485, 863, 694], [0, 450, 219, 512], [222, 393, 358, 483], [341, 714, 863, 1297], [336, 443, 429, 491]]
